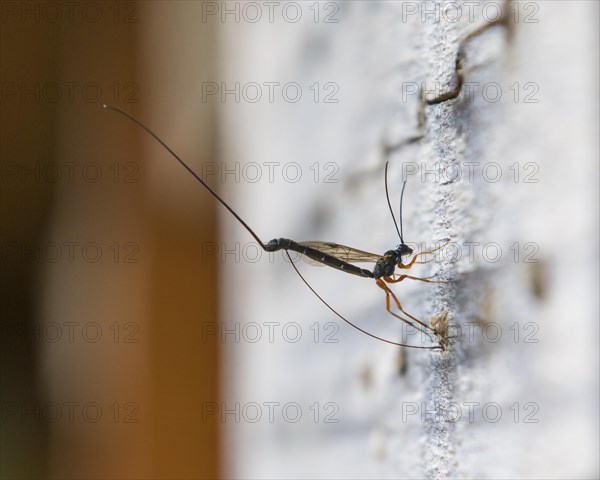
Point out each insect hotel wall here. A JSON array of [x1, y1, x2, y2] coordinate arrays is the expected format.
[[219, 2, 599, 479]]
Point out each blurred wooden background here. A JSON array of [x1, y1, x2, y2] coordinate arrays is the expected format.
[[1, 3, 219, 479]]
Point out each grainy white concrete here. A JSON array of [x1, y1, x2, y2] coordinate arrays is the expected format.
[[221, 2, 599, 478]]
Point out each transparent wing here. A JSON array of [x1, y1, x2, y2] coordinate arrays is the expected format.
[[296, 241, 382, 266]]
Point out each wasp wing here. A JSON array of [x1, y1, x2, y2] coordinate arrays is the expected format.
[[295, 241, 382, 266]]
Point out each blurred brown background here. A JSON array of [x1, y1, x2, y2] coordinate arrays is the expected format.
[[1, 2, 219, 479]]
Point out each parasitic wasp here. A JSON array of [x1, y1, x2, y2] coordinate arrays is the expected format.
[[103, 104, 449, 350]]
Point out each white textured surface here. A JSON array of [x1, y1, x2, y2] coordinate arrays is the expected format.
[[221, 2, 599, 479]]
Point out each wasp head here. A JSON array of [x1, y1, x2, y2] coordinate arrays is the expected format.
[[397, 243, 413, 257]]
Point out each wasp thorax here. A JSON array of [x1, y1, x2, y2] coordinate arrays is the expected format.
[[374, 252, 398, 278], [373, 244, 413, 278]]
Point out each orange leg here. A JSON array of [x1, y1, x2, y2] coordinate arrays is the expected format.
[[385, 274, 448, 285], [399, 241, 451, 270], [376, 278, 435, 335]]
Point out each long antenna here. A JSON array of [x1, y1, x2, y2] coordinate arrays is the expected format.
[[384, 161, 403, 243], [399, 179, 407, 243], [103, 104, 267, 248], [286, 252, 439, 350]]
